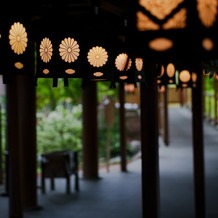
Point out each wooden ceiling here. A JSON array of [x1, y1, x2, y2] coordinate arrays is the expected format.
[[0, 0, 130, 18], [1, 0, 218, 63]]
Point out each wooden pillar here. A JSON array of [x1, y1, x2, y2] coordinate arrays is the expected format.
[[140, 65, 160, 218], [6, 76, 23, 218], [82, 81, 99, 179], [158, 87, 169, 145], [158, 91, 162, 133], [163, 87, 169, 146], [119, 83, 127, 172], [6, 74, 39, 217], [18, 75, 39, 210], [191, 70, 206, 218], [179, 88, 184, 106]]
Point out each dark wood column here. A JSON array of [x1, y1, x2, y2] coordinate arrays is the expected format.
[[6, 74, 39, 217], [163, 87, 169, 145], [6, 76, 23, 218], [191, 70, 206, 218], [140, 65, 160, 218], [82, 81, 99, 179], [119, 82, 127, 172], [17, 75, 39, 211], [158, 87, 169, 146]]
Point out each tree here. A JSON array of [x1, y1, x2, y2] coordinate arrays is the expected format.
[[36, 78, 83, 111]]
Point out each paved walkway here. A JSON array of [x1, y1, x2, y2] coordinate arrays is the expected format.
[[159, 106, 218, 218], [0, 105, 218, 218]]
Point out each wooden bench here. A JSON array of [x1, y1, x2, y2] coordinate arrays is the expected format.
[[40, 150, 79, 194]]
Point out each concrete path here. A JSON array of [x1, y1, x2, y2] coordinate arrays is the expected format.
[[0, 105, 218, 218]]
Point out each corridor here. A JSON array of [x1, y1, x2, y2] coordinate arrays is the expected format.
[[0, 105, 218, 218]]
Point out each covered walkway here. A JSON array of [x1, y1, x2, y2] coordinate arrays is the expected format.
[[0, 105, 218, 218]]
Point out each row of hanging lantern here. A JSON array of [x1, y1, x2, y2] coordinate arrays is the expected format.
[[33, 8, 146, 87], [0, 19, 208, 89], [0, 12, 146, 87], [1, 0, 218, 89], [133, 0, 218, 64], [36, 35, 145, 86], [0, 19, 214, 89], [157, 62, 199, 88]]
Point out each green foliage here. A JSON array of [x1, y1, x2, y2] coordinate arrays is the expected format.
[[0, 106, 6, 152], [98, 114, 120, 159], [203, 72, 217, 119], [204, 74, 215, 91], [97, 85, 119, 160], [203, 59, 218, 78], [97, 81, 118, 101], [35, 79, 127, 165], [37, 104, 82, 155], [98, 107, 134, 160], [36, 79, 117, 110], [36, 78, 82, 111]]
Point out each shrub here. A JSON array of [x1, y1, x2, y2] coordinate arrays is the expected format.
[[37, 104, 82, 155]]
